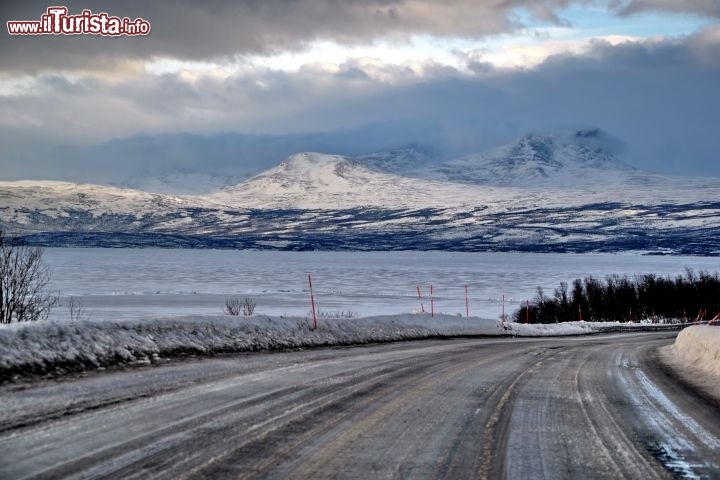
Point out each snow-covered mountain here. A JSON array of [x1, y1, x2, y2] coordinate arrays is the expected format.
[[0, 180, 195, 220], [210, 152, 491, 209], [2, 130, 720, 254], [0, 180, 231, 236], [423, 129, 635, 186]]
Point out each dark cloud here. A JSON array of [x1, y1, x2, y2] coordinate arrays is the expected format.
[[0, 0, 595, 74], [3, 1, 719, 74], [2, 26, 719, 180]]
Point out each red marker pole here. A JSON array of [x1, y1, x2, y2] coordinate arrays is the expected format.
[[465, 284, 469, 318], [416, 285, 425, 313], [578, 303, 583, 321], [430, 284, 434, 317], [308, 273, 317, 330]]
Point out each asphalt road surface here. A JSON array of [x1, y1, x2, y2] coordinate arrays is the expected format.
[[1, 332, 718, 479]]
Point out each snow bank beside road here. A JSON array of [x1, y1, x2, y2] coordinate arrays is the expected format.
[[671, 325, 720, 377], [0, 314, 661, 381]]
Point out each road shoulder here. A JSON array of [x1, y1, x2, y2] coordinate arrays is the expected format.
[[657, 344, 720, 408]]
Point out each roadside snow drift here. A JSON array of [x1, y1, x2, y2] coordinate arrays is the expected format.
[[671, 325, 720, 377], [0, 315, 668, 381]]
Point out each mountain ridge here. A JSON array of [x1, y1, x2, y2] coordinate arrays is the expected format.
[[2, 129, 720, 254]]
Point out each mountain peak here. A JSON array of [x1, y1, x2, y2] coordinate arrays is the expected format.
[[210, 152, 399, 208], [273, 152, 367, 184], [282, 151, 340, 166], [210, 150, 484, 209], [426, 129, 635, 186]]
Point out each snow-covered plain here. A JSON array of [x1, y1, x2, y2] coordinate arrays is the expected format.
[[0, 314, 658, 380], [671, 325, 720, 377]]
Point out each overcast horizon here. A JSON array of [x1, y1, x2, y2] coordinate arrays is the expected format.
[[2, 1, 719, 183]]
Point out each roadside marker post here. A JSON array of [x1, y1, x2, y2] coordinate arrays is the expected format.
[[465, 284, 469, 318], [430, 284, 434, 317], [502, 294, 505, 323], [416, 285, 425, 313], [526, 299, 529, 324], [308, 273, 317, 330]]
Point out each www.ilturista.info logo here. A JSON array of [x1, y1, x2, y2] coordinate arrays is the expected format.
[[7, 7, 150, 36]]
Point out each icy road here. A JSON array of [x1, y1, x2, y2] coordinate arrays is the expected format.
[[1, 332, 718, 479]]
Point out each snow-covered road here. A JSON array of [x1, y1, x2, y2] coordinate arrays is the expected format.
[[1, 332, 717, 479]]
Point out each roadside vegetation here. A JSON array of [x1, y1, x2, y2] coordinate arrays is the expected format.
[[0, 231, 56, 324], [224, 296, 256, 316], [515, 270, 720, 324]]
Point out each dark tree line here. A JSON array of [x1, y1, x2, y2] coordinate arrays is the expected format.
[[513, 270, 720, 324]]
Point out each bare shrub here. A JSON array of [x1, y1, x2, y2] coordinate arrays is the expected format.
[[224, 297, 242, 316], [242, 297, 256, 316], [67, 296, 86, 322], [0, 231, 57, 323], [224, 296, 256, 316]]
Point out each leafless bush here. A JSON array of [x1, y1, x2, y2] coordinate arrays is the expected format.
[[242, 297, 256, 316], [224, 297, 242, 316], [67, 296, 86, 322], [224, 296, 256, 316], [0, 231, 57, 323]]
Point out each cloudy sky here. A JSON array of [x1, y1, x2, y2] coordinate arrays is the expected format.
[[1, 0, 719, 183]]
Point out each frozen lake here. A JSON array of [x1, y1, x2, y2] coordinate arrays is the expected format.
[[43, 248, 720, 321]]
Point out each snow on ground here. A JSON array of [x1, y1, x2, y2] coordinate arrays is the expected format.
[[670, 325, 720, 377], [0, 314, 668, 381]]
